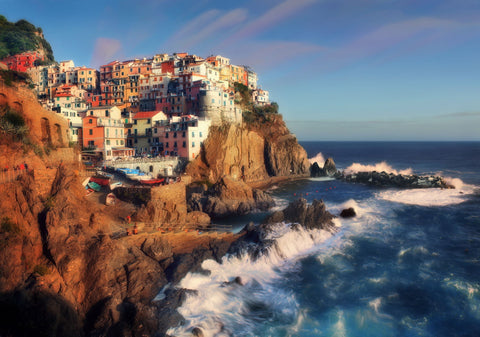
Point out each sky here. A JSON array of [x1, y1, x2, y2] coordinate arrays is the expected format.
[[2, 0, 480, 140]]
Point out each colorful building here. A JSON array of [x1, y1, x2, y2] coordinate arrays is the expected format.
[[0, 51, 44, 72]]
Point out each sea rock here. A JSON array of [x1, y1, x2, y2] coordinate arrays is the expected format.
[[341, 171, 454, 189], [310, 161, 323, 177], [192, 327, 205, 337], [323, 158, 337, 176], [264, 198, 336, 232], [340, 207, 356, 218], [310, 157, 338, 177]]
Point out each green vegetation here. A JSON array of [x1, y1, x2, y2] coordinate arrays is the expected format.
[[233, 82, 279, 126], [0, 15, 54, 62], [0, 68, 32, 86], [0, 105, 29, 141]]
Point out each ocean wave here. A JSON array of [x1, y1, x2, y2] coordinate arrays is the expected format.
[[308, 152, 325, 167], [377, 183, 475, 207], [166, 224, 333, 336], [344, 161, 413, 175]]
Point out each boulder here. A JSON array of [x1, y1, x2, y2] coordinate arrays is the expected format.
[[310, 162, 323, 177], [323, 158, 337, 176], [264, 198, 336, 232], [340, 207, 356, 218]]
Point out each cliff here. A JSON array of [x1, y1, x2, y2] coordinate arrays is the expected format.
[[186, 114, 310, 186], [0, 82, 240, 336]]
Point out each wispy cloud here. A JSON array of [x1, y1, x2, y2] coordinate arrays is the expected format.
[[90, 38, 123, 68], [165, 9, 248, 52], [230, 0, 318, 41], [223, 40, 325, 72], [316, 16, 480, 72]]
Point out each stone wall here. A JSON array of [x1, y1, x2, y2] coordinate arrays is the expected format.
[[104, 157, 187, 177]]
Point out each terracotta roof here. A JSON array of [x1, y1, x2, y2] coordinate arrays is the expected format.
[[133, 111, 163, 119]]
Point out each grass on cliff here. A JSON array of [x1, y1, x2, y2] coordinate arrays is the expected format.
[[0, 217, 21, 235], [0, 69, 32, 87]]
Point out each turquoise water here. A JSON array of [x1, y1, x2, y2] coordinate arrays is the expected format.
[[168, 142, 480, 337]]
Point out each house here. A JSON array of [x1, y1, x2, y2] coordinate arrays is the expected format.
[[153, 116, 211, 160], [128, 110, 167, 154], [82, 106, 133, 159], [0, 51, 44, 72]]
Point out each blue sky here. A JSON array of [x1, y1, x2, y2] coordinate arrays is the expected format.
[[3, 0, 480, 140]]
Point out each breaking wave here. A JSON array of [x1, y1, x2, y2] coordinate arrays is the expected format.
[[344, 161, 413, 175], [308, 152, 325, 167], [166, 224, 334, 337]]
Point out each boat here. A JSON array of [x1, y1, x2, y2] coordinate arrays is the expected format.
[[140, 177, 165, 185], [87, 181, 101, 191], [89, 175, 111, 186], [110, 182, 123, 190], [106, 193, 116, 206]]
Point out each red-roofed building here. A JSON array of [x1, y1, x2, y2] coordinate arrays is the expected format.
[[1, 51, 44, 72]]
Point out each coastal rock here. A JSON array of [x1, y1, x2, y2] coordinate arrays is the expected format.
[[323, 158, 337, 176], [187, 176, 275, 218], [310, 161, 323, 177], [310, 157, 338, 177], [264, 198, 336, 232], [341, 171, 454, 189], [340, 207, 356, 218]]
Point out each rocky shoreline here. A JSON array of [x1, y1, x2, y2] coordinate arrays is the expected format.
[[311, 157, 454, 189]]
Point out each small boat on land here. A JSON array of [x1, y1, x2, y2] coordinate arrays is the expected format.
[[87, 181, 101, 191], [89, 175, 111, 186], [106, 193, 116, 206], [140, 177, 165, 185]]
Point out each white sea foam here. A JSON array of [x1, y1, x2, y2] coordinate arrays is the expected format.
[[309, 152, 325, 167], [344, 161, 413, 175], [308, 176, 336, 182], [377, 181, 475, 207], [166, 224, 333, 337]]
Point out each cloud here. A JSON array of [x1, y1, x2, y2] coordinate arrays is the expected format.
[[222, 40, 325, 72], [165, 8, 248, 52], [90, 38, 123, 68], [230, 0, 318, 41], [315, 16, 480, 72]]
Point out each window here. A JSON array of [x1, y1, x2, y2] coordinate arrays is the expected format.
[[147, 119, 151, 124], [192, 141, 195, 147], [166, 132, 169, 138], [166, 142, 169, 148], [105, 110, 109, 117], [89, 129, 93, 135], [174, 141, 177, 148], [199, 132, 202, 137], [192, 131, 195, 137], [106, 140, 110, 145], [182, 131, 186, 137], [89, 119, 93, 124], [182, 141, 186, 148], [90, 111, 93, 116], [173, 132, 177, 138]]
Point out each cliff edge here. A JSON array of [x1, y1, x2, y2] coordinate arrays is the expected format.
[[186, 113, 310, 186]]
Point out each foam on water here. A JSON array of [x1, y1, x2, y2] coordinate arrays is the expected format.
[[344, 161, 413, 175], [167, 224, 333, 337], [376, 182, 476, 207]]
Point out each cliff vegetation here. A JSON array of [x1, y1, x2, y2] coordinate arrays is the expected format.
[[0, 15, 55, 63]]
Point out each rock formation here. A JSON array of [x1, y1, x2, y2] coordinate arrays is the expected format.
[[187, 176, 274, 218], [310, 157, 338, 177], [264, 198, 336, 232], [186, 114, 310, 185], [340, 171, 454, 189]]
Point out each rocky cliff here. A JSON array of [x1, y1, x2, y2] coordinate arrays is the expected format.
[[186, 114, 310, 185]]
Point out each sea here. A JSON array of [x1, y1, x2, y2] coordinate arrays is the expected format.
[[167, 141, 480, 337]]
